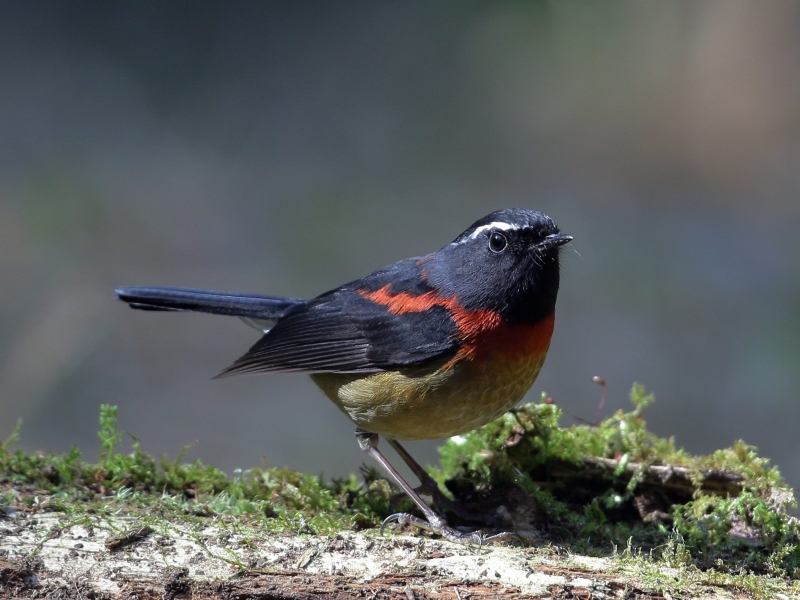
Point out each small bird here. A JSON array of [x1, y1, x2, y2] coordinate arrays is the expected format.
[[116, 208, 571, 543]]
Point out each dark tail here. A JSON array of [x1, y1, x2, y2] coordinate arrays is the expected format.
[[115, 286, 305, 321]]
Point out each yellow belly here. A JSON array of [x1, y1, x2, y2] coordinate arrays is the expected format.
[[311, 351, 547, 441]]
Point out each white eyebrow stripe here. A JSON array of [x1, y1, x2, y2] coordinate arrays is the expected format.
[[468, 221, 517, 239]]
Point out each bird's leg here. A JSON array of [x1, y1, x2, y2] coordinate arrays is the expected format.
[[387, 438, 464, 516], [386, 439, 441, 497], [387, 439, 490, 524], [356, 429, 516, 545]]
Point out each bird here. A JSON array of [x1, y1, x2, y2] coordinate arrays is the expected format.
[[115, 208, 571, 544]]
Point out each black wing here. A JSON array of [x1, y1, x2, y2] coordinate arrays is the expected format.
[[216, 259, 460, 376]]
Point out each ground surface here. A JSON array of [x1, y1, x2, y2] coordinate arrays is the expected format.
[[1, 504, 795, 599], [2, 398, 799, 598]]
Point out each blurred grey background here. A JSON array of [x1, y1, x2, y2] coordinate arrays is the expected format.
[[1, 1, 799, 495]]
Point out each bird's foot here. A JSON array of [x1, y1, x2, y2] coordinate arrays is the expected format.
[[380, 512, 520, 547], [389, 486, 499, 528]]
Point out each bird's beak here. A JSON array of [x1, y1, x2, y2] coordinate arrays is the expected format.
[[537, 233, 573, 251]]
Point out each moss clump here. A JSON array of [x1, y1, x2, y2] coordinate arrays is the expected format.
[[434, 384, 800, 578], [0, 405, 390, 535]]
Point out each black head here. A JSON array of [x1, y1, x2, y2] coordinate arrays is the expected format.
[[425, 208, 571, 324]]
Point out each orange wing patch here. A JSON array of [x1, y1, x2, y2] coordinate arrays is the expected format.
[[358, 284, 555, 365]]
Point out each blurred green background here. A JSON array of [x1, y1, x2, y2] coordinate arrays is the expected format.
[[2, 1, 799, 496]]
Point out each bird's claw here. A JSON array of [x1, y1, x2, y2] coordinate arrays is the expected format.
[[380, 512, 520, 547]]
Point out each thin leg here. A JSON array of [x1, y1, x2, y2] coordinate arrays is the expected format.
[[388, 438, 457, 515], [387, 439, 487, 522], [356, 429, 517, 546], [387, 439, 440, 494]]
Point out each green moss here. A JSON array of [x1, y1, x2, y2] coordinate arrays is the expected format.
[[0, 404, 391, 536], [2, 388, 798, 583], [612, 537, 800, 600], [434, 384, 800, 578]]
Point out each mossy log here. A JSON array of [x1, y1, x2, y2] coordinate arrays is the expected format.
[[1, 491, 797, 600]]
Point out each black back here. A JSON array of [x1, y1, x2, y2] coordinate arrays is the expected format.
[[217, 208, 570, 376]]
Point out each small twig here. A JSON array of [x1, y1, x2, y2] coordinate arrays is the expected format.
[[591, 375, 607, 425], [547, 457, 745, 497], [105, 526, 154, 551]]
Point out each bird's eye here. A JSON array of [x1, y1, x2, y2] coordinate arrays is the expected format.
[[489, 231, 507, 252]]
